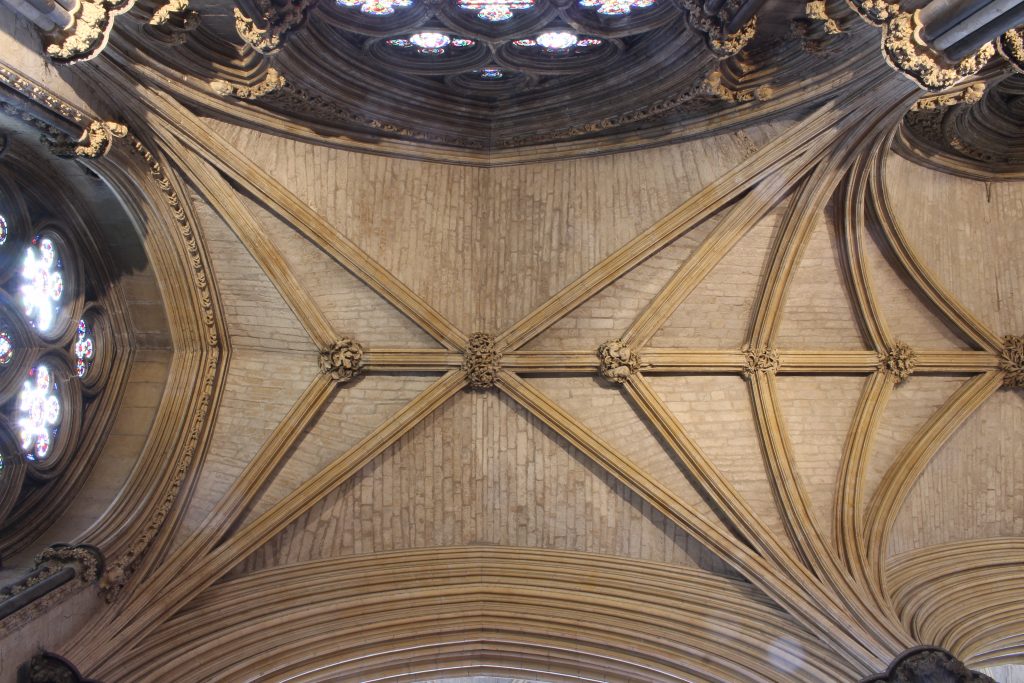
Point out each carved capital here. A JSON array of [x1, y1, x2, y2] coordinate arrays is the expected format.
[[878, 341, 917, 384], [463, 333, 500, 389], [677, 0, 756, 58], [210, 69, 287, 100], [861, 646, 995, 682], [999, 28, 1024, 74], [805, 1, 841, 35], [597, 339, 643, 384], [1, 544, 104, 602], [742, 347, 779, 378], [319, 338, 364, 383], [47, 120, 126, 159], [46, 0, 136, 64], [234, 0, 317, 54], [847, 2, 994, 91], [883, 12, 994, 91], [17, 652, 97, 683], [1000, 335, 1024, 389]]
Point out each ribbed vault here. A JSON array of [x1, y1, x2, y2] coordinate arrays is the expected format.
[[1, 2, 1024, 682]]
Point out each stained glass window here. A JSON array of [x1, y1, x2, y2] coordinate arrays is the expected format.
[[388, 33, 476, 54], [516, 32, 603, 51], [458, 0, 533, 22], [0, 331, 12, 366], [17, 364, 60, 460], [0, 214, 7, 245], [336, 0, 412, 15], [20, 236, 64, 333], [74, 319, 94, 377], [578, 0, 653, 15], [480, 67, 504, 79]]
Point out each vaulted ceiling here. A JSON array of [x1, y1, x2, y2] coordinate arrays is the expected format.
[[1, 1, 1024, 682]]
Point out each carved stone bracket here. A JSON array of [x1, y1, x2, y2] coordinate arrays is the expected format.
[[319, 338, 365, 383], [210, 69, 287, 101], [234, 0, 317, 54], [847, 2, 994, 91], [878, 341, 917, 384], [910, 82, 985, 112], [999, 29, 1024, 74], [597, 339, 643, 384], [17, 652, 98, 683], [792, 0, 845, 54], [861, 646, 996, 682], [463, 333, 500, 389], [47, 120, 127, 158], [1000, 335, 1024, 389], [742, 347, 780, 378], [46, 0, 136, 64], [677, 0, 757, 58]]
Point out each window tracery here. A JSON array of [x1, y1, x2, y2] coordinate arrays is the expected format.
[[335, 0, 412, 16], [387, 33, 477, 54], [20, 236, 65, 334], [515, 32, 602, 50], [0, 165, 112, 551], [17, 364, 60, 461], [578, 0, 653, 15], [458, 0, 534, 22]]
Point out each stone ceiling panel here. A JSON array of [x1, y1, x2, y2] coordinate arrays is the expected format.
[[647, 373, 796, 558], [886, 153, 1024, 337], [863, 221, 972, 350], [234, 372, 442, 530], [240, 195, 445, 349], [651, 206, 782, 348], [234, 389, 738, 577], [522, 218, 718, 351], [172, 349, 319, 548], [775, 212, 869, 351], [527, 375, 733, 538], [189, 189, 314, 351], [204, 115, 785, 333], [776, 374, 866, 548], [889, 388, 1024, 558], [864, 376, 967, 510]]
